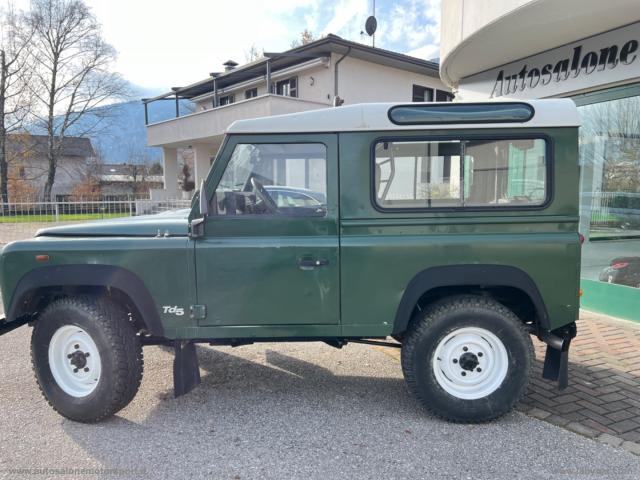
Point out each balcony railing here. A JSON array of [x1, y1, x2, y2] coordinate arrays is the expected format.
[[145, 94, 331, 148]]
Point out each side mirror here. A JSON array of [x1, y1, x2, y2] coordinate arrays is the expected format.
[[199, 179, 209, 216]]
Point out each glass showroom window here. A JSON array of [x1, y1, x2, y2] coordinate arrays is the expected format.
[[576, 88, 640, 292]]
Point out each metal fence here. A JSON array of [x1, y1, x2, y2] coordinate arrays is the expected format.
[[0, 198, 191, 244], [590, 191, 640, 228]]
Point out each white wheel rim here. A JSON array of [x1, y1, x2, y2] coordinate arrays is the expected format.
[[48, 325, 102, 398], [432, 327, 508, 400]]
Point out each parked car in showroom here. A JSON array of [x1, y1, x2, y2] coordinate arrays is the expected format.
[[599, 257, 640, 288]]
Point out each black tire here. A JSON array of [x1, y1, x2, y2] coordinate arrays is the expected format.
[[31, 296, 143, 423], [401, 295, 533, 423]]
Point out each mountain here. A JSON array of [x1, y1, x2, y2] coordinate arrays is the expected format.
[[28, 95, 193, 165]]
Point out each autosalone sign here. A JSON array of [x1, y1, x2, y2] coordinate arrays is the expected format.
[[459, 22, 640, 99]]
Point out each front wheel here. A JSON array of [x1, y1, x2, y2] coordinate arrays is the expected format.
[[31, 296, 143, 423], [401, 295, 533, 422]]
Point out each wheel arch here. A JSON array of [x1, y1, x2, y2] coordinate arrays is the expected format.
[[392, 264, 549, 335], [6, 265, 164, 336]]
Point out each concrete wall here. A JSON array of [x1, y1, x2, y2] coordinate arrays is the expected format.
[[336, 55, 447, 104]]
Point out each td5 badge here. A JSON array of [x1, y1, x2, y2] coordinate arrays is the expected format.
[[162, 305, 185, 316]]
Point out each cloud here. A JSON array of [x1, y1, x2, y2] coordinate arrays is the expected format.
[[406, 44, 440, 61], [9, 0, 442, 89]]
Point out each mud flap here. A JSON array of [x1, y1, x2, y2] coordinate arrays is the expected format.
[[542, 345, 570, 389], [173, 340, 201, 398]]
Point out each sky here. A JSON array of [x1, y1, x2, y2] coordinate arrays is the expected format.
[[6, 0, 441, 94]]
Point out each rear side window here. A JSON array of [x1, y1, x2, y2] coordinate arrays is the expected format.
[[374, 138, 548, 210]]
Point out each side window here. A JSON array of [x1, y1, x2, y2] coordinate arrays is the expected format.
[[464, 139, 547, 206], [375, 141, 462, 208], [212, 143, 327, 217], [374, 138, 548, 209]]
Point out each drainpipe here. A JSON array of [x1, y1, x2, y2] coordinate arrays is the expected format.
[[333, 47, 351, 107], [142, 99, 149, 125], [171, 87, 180, 118], [266, 58, 272, 94]]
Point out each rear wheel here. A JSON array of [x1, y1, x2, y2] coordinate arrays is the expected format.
[[401, 295, 533, 422], [31, 296, 143, 423]]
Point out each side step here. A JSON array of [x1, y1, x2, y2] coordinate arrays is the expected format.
[[0, 316, 30, 336], [173, 340, 201, 397]]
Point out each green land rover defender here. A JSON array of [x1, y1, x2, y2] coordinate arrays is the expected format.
[[0, 100, 581, 423]]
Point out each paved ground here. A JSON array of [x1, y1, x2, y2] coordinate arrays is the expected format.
[[1, 326, 640, 479], [382, 310, 640, 455], [521, 311, 640, 446]]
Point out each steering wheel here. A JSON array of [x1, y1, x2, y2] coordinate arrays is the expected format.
[[250, 177, 278, 214]]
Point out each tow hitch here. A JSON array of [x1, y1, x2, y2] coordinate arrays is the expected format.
[[539, 322, 577, 390]]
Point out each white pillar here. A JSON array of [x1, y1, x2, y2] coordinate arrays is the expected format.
[[192, 144, 213, 187], [162, 147, 179, 197]]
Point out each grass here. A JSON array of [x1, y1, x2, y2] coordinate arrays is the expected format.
[[0, 212, 130, 223]]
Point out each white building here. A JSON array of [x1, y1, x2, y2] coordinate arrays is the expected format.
[[144, 34, 451, 198], [440, 0, 640, 320]]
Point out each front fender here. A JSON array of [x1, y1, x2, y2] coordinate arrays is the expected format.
[[5, 264, 164, 336]]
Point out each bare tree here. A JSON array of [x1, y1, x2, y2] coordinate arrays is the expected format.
[[0, 4, 33, 202], [26, 0, 130, 200], [290, 29, 316, 49], [244, 44, 263, 63]]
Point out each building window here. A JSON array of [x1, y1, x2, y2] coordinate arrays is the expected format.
[[245, 88, 258, 99], [219, 94, 235, 106], [275, 77, 298, 98], [412, 85, 434, 102], [373, 138, 548, 209], [436, 89, 454, 102]]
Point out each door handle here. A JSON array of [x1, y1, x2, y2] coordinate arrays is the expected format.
[[298, 258, 329, 270]]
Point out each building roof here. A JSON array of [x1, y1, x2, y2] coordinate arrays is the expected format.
[[6, 134, 95, 158], [145, 34, 441, 103], [226, 99, 580, 134]]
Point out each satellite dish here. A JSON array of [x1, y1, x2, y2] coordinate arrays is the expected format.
[[365, 16, 377, 36]]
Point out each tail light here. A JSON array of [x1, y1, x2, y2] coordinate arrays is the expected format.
[[612, 262, 629, 270], [578, 233, 585, 245]]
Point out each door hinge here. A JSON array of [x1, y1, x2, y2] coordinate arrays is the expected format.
[[190, 305, 207, 320]]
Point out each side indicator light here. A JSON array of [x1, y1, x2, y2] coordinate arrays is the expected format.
[[35, 254, 50, 262], [579, 288, 584, 297]]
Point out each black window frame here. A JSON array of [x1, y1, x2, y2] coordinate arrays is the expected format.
[[370, 133, 554, 214], [275, 77, 298, 98], [219, 94, 235, 106], [245, 88, 258, 99], [435, 89, 454, 102], [412, 84, 434, 102], [388, 102, 535, 126]]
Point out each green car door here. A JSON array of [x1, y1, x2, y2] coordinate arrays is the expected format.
[[194, 134, 340, 328]]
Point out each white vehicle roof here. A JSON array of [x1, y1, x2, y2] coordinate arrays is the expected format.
[[227, 99, 580, 134]]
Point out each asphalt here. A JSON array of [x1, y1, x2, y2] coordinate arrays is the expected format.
[[1, 326, 640, 480]]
